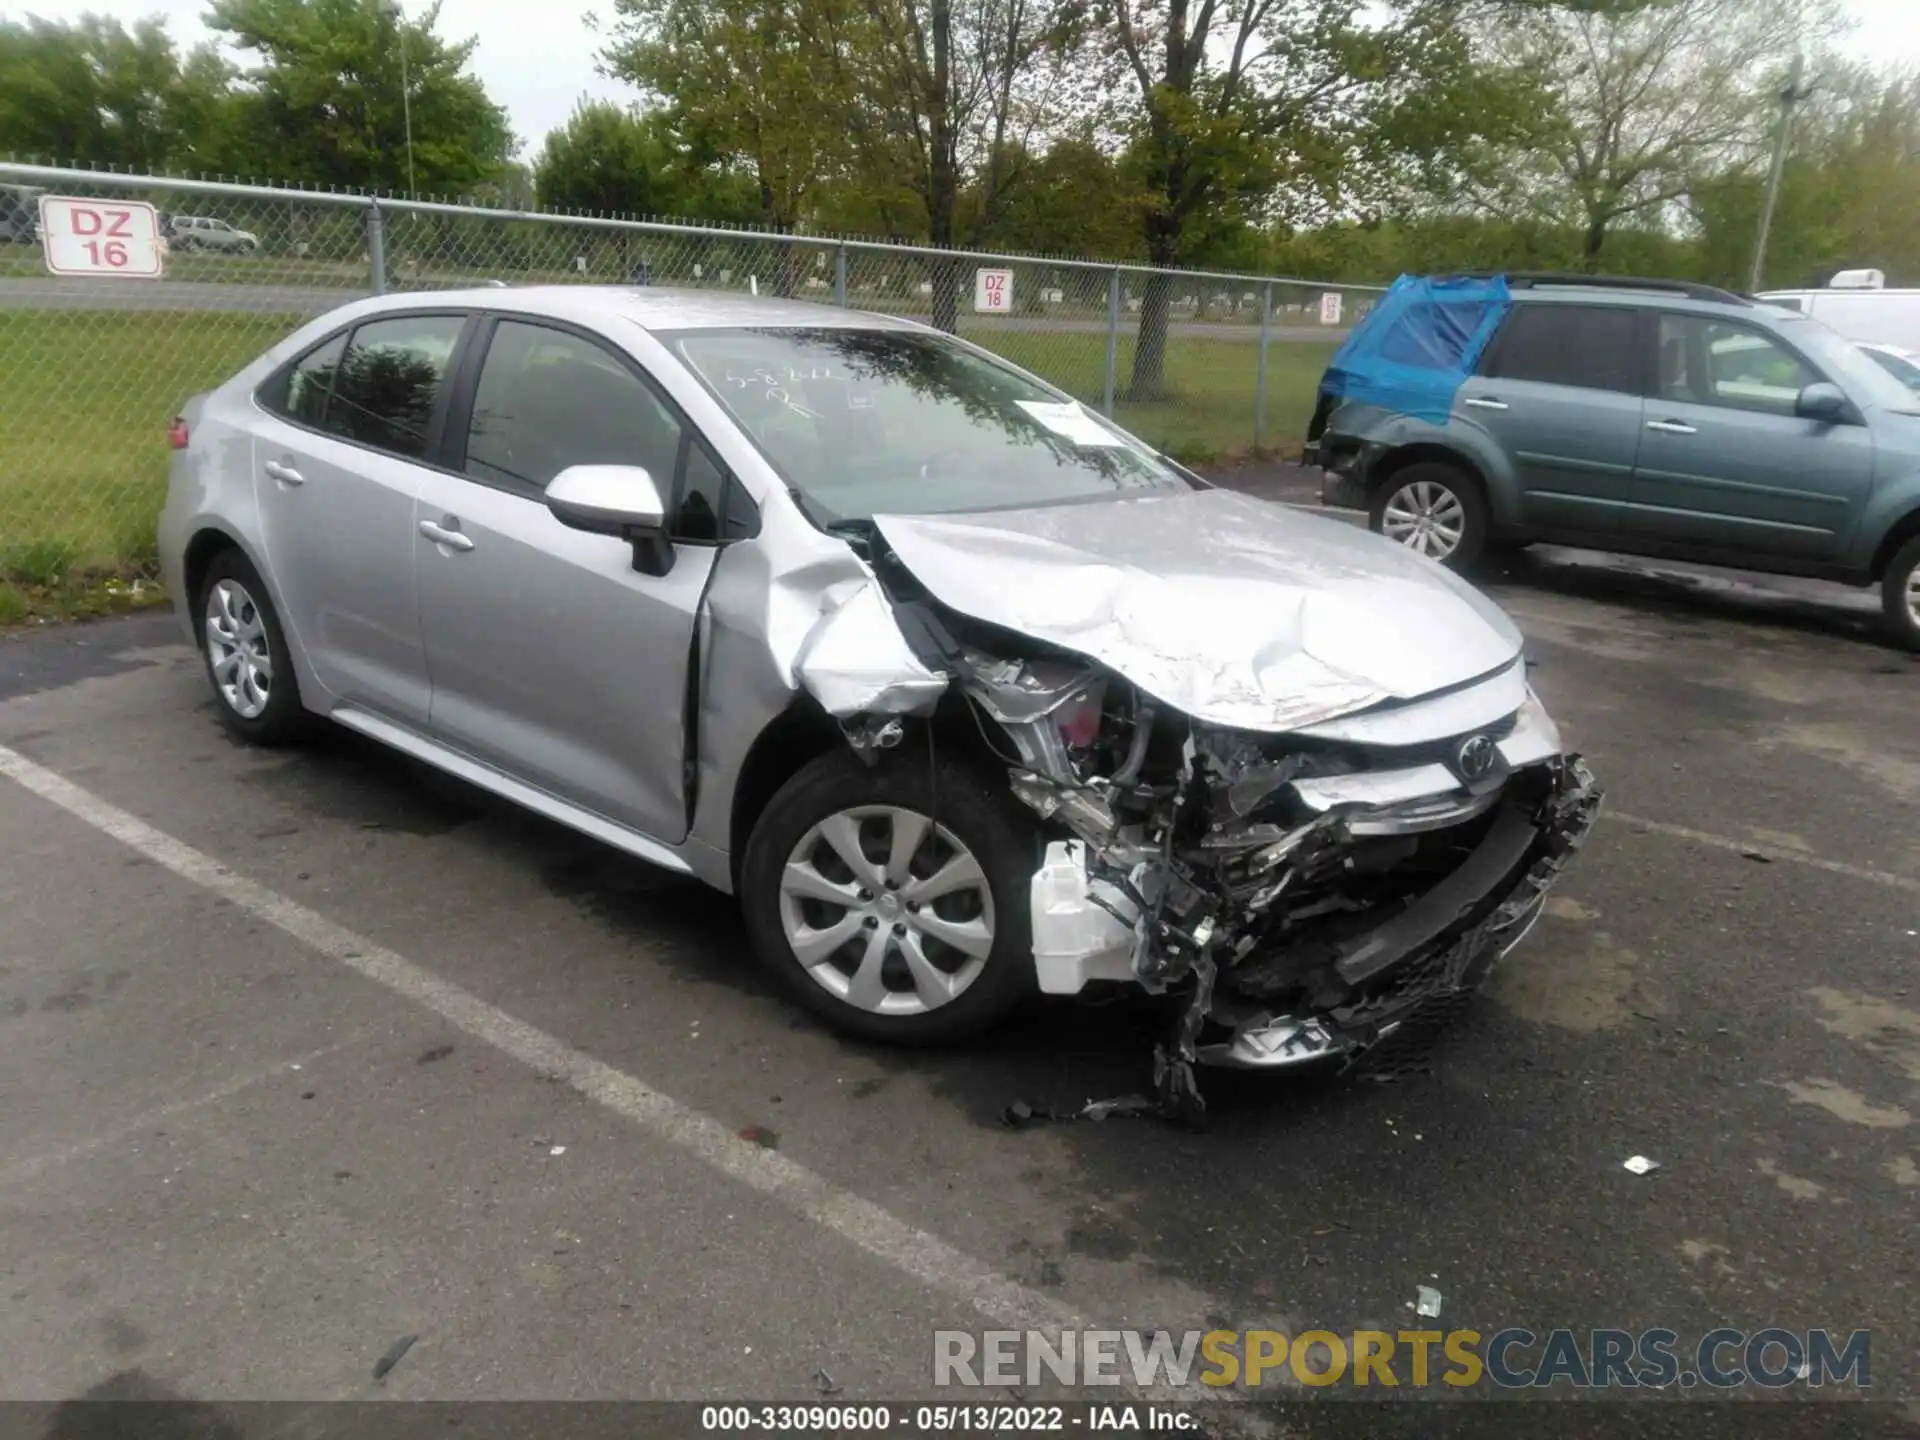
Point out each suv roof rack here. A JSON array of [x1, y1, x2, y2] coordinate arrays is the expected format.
[[1455, 271, 1753, 307]]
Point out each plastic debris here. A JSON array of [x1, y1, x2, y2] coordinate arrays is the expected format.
[[814, 1369, 842, 1395], [373, 1334, 419, 1382], [1416, 1286, 1443, 1318], [1739, 850, 1772, 864], [548, 1145, 566, 1157], [738, 1125, 779, 1149], [1623, 1155, 1661, 1175]]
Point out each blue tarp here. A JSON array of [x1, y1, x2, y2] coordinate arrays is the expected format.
[[1320, 273, 1512, 425]]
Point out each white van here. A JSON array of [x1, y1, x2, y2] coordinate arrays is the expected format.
[[1758, 270, 1920, 349]]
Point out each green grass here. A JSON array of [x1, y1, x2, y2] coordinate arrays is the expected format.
[[971, 328, 1332, 464], [0, 309, 301, 618], [0, 305, 1331, 623]]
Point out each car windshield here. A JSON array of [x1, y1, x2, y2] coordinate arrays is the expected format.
[[664, 327, 1188, 523], [1864, 346, 1920, 394], [1782, 316, 1920, 413]]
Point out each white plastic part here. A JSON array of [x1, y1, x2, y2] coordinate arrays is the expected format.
[[1029, 840, 1140, 994]]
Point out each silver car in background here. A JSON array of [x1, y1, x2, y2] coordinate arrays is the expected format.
[[160, 287, 1600, 1112]]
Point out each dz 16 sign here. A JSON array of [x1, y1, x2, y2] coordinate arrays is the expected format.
[[39, 197, 165, 278], [974, 268, 1013, 313]]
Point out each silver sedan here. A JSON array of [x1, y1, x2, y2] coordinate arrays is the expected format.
[[160, 286, 1599, 1111]]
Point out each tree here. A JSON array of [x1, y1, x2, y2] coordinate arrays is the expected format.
[[985, 135, 1146, 258], [602, 0, 845, 233], [0, 16, 232, 173], [1087, 0, 1509, 397], [1457, 0, 1841, 271], [206, 0, 514, 193]]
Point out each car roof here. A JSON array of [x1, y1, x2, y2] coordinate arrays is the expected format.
[[1511, 286, 1763, 318], [357, 284, 927, 335]]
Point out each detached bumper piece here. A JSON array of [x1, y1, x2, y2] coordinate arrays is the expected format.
[[1202, 756, 1602, 1073]]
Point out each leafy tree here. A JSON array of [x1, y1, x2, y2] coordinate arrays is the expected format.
[[602, 0, 845, 233], [1087, 0, 1512, 397], [533, 101, 762, 223], [205, 0, 514, 193], [0, 16, 232, 173], [983, 135, 1146, 259], [1455, 0, 1841, 271]]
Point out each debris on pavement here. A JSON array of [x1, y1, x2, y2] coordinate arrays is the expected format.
[[738, 1125, 780, 1148], [373, 1334, 419, 1382], [1740, 849, 1773, 864], [548, 1145, 566, 1157], [1623, 1155, 1661, 1175], [1415, 1286, 1443, 1318], [814, 1368, 841, 1395]]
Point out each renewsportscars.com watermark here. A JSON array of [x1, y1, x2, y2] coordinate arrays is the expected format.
[[933, 1328, 1872, 1391]]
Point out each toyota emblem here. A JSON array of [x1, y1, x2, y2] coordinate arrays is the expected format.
[[1456, 734, 1498, 780]]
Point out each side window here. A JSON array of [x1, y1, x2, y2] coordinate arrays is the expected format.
[[324, 314, 465, 459], [263, 331, 346, 427], [464, 319, 753, 542], [1483, 304, 1640, 394], [466, 320, 682, 495], [1377, 300, 1495, 371], [1658, 315, 1819, 417]]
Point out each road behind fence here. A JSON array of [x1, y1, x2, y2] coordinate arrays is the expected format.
[[0, 162, 1381, 607]]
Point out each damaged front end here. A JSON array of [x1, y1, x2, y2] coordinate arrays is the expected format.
[[789, 503, 1601, 1121], [966, 646, 1602, 1118]]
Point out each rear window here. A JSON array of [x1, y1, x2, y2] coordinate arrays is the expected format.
[[1376, 301, 1497, 371], [1482, 304, 1640, 393]]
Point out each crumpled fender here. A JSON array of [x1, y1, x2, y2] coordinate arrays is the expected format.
[[791, 577, 948, 718]]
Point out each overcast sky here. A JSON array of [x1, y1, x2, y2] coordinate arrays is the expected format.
[[20, 0, 1920, 158]]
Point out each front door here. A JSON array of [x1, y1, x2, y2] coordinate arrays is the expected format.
[[1461, 302, 1647, 535], [1627, 314, 1876, 560], [251, 311, 470, 727], [414, 316, 738, 843]]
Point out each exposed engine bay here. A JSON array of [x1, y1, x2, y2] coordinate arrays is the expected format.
[[793, 495, 1603, 1121]]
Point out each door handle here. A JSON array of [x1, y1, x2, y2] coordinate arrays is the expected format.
[[1646, 420, 1698, 435], [419, 518, 475, 552], [1463, 397, 1509, 411], [263, 459, 304, 486]]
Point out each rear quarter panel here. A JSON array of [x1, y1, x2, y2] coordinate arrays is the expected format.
[[1326, 401, 1524, 524]]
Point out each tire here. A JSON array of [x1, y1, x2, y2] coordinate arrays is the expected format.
[[1881, 535, 1920, 653], [1369, 461, 1490, 570], [195, 547, 307, 745], [739, 745, 1040, 1046]]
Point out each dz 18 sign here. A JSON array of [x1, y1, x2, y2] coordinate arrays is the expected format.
[[39, 197, 165, 278], [974, 268, 1013, 313]]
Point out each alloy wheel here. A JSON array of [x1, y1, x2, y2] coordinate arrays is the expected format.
[[204, 577, 274, 719], [777, 805, 994, 1017], [1381, 479, 1467, 559]]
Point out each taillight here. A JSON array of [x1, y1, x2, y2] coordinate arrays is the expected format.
[[168, 417, 189, 450]]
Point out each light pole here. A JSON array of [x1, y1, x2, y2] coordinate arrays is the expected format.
[[1749, 53, 1810, 294], [388, 0, 417, 200]]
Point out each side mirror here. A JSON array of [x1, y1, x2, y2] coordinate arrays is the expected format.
[[545, 464, 674, 576], [1795, 382, 1851, 424]]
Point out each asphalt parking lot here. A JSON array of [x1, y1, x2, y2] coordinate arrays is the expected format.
[[3, 514, 1919, 1433]]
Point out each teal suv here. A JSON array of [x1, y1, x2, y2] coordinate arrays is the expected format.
[[1306, 273, 1920, 649]]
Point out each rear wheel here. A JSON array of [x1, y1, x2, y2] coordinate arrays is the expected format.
[[739, 746, 1038, 1045], [1370, 461, 1490, 570], [1882, 536, 1920, 653], [196, 548, 306, 745]]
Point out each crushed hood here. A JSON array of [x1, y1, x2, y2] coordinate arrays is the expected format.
[[873, 488, 1523, 733]]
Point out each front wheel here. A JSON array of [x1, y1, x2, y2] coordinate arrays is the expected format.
[[1370, 462, 1490, 570], [739, 747, 1039, 1045], [1882, 536, 1920, 653]]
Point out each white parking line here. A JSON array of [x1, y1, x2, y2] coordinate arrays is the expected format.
[[1606, 812, 1920, 897], [0, 743, 1090, 1343]]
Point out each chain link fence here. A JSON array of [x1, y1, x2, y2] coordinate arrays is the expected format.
[[0, 162, 1381, 612]]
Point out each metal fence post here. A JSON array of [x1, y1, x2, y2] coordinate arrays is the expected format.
[[365, 201, 387, 294], [834, 244, 848, 307], [1103, 268, 1121, 418], [1254, 281, 1272, 453]]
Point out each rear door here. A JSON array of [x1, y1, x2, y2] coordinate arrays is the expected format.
[[252, 310, 472, 726], [413, 314, 758, 843], [1457, 302, 1647, 535], [1627, 313, 1875, 560]]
